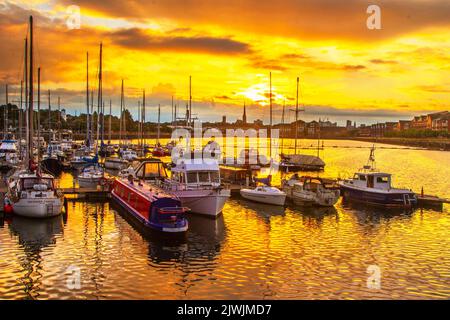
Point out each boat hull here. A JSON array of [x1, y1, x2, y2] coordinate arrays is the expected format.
[[340, 184, 417, 208], [12, 198, 63, 218], [111, 189, 188, 234], [42, 158, 63, 176], [104, 160, 128, 170], [173, 190, 230, 217], [240, 190, 286, 206], [78, 177, 100, 188]]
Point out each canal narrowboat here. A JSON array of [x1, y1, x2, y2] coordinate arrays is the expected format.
[[111, 177, 189, 234], [338, 147, 417, 208]]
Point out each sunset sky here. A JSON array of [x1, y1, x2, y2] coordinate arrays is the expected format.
[[0, 0, 449, 125]]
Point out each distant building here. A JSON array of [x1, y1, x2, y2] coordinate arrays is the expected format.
[[222, 115, 227, 124], [242, 103, 247, 125], [431, 112, 449, 131], [253, 119, 264, 127]]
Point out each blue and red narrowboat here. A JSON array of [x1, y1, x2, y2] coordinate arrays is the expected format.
[[111, 177, 189, 234]]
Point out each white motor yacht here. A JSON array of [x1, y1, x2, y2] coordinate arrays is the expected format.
[[282, 175, 340, 207], [240, 185, 286, 206]]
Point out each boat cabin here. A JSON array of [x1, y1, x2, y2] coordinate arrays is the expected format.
[[350, 172, 392, 190], [170, 162, 221, 187], [133, 159, 168, 180]]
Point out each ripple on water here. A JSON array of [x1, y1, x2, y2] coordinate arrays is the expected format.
[[1, 142, 449, 299]]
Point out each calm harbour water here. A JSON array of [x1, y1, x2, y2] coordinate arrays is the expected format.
[[0, 139, 449, 299]]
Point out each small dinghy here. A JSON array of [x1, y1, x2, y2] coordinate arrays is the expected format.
[[240, 186, 286, 206]]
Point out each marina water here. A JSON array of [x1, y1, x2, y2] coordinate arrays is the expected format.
[[0, 139, 449, 299]]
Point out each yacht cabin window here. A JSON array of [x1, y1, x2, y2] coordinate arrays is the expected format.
[[377, 176, 389, 183], [359, 174, 366, 181], [22, 178, 53, 190], [187, 172, 198, 184], [210, 172, 220, 183], [198, 172, 210, 183]]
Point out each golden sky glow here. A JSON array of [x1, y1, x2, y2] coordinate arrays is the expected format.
[[0, 0, 449, 124]]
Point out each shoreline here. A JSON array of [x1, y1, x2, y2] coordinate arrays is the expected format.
[[351, 137, 450, 151], [72, 133, 449, 151]]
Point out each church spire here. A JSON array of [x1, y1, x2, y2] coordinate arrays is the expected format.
[[243, 101, 247, 124]]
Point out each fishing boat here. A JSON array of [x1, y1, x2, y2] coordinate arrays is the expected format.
[[77, 164, 105, 188], [161, 161, 230, 217], [338, 147, 417, 208], [240, 186, 286, 206], [111, 176, 189, 234], [282, 175, 340, 206]]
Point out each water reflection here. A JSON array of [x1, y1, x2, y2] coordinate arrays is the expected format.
[[7, 215, 64, 299]]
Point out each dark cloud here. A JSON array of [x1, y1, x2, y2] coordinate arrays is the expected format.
[[62, 0, 450, 41], [110, 28, 251, 54], [416, 85, 450, 93], [370, 59, 398, 64]]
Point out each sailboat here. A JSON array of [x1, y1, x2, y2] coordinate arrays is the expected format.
[[77, 42, 104, 185], [42, 90, 65, 176], [105, 82, 128, 169], [279, 76, 325, 172], [6, 16, 65, 218]]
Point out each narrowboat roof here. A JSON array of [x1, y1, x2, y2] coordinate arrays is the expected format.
[[116, 178, 176, 200]]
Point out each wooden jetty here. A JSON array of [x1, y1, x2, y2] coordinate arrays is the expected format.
[[416, 193, 449, 208], [61, 187, 110, 200]]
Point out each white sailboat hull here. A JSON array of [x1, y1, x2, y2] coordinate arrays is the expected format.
[[78, 177, 101, 188], [104, 160, 128, 170], [13, 197, 63, 218]]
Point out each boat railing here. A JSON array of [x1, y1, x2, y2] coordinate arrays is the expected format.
[[161, 180, 226, 191]]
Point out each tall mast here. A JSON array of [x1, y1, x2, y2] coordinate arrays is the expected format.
[[189, 75, 192, 127], [294, 76, 299, 155], [28, 15, 34, 169], [96, 42, 102, 153], [119, 79, 123, 146], [282, 98, 285, 152], [138, 100, 141, 150], [102, 100, 105, 144], [269, 71, 272, 157], [37, 67, 41, 162], [19, 80, 22, 155], [90, 88, 94, 144], [48, 90, 51, 142], [157, 104, 160, 144], [171, 95, 174, 127], [142, 89, 145, 147], [24, 37, 28, 161], [86, 51, 90, 146], [4, 84, 8, 136], [58, 96, 61, 141], [109, 99, 111, 143]]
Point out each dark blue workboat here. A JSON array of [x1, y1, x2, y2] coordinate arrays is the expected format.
[[338, 147, 417, 208]]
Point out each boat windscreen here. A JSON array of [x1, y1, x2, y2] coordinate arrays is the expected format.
[[22, 178, 54, 190]]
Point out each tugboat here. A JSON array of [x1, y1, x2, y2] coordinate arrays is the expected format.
[[111, 176, 189, 234], [338, 146, 417, 208]]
